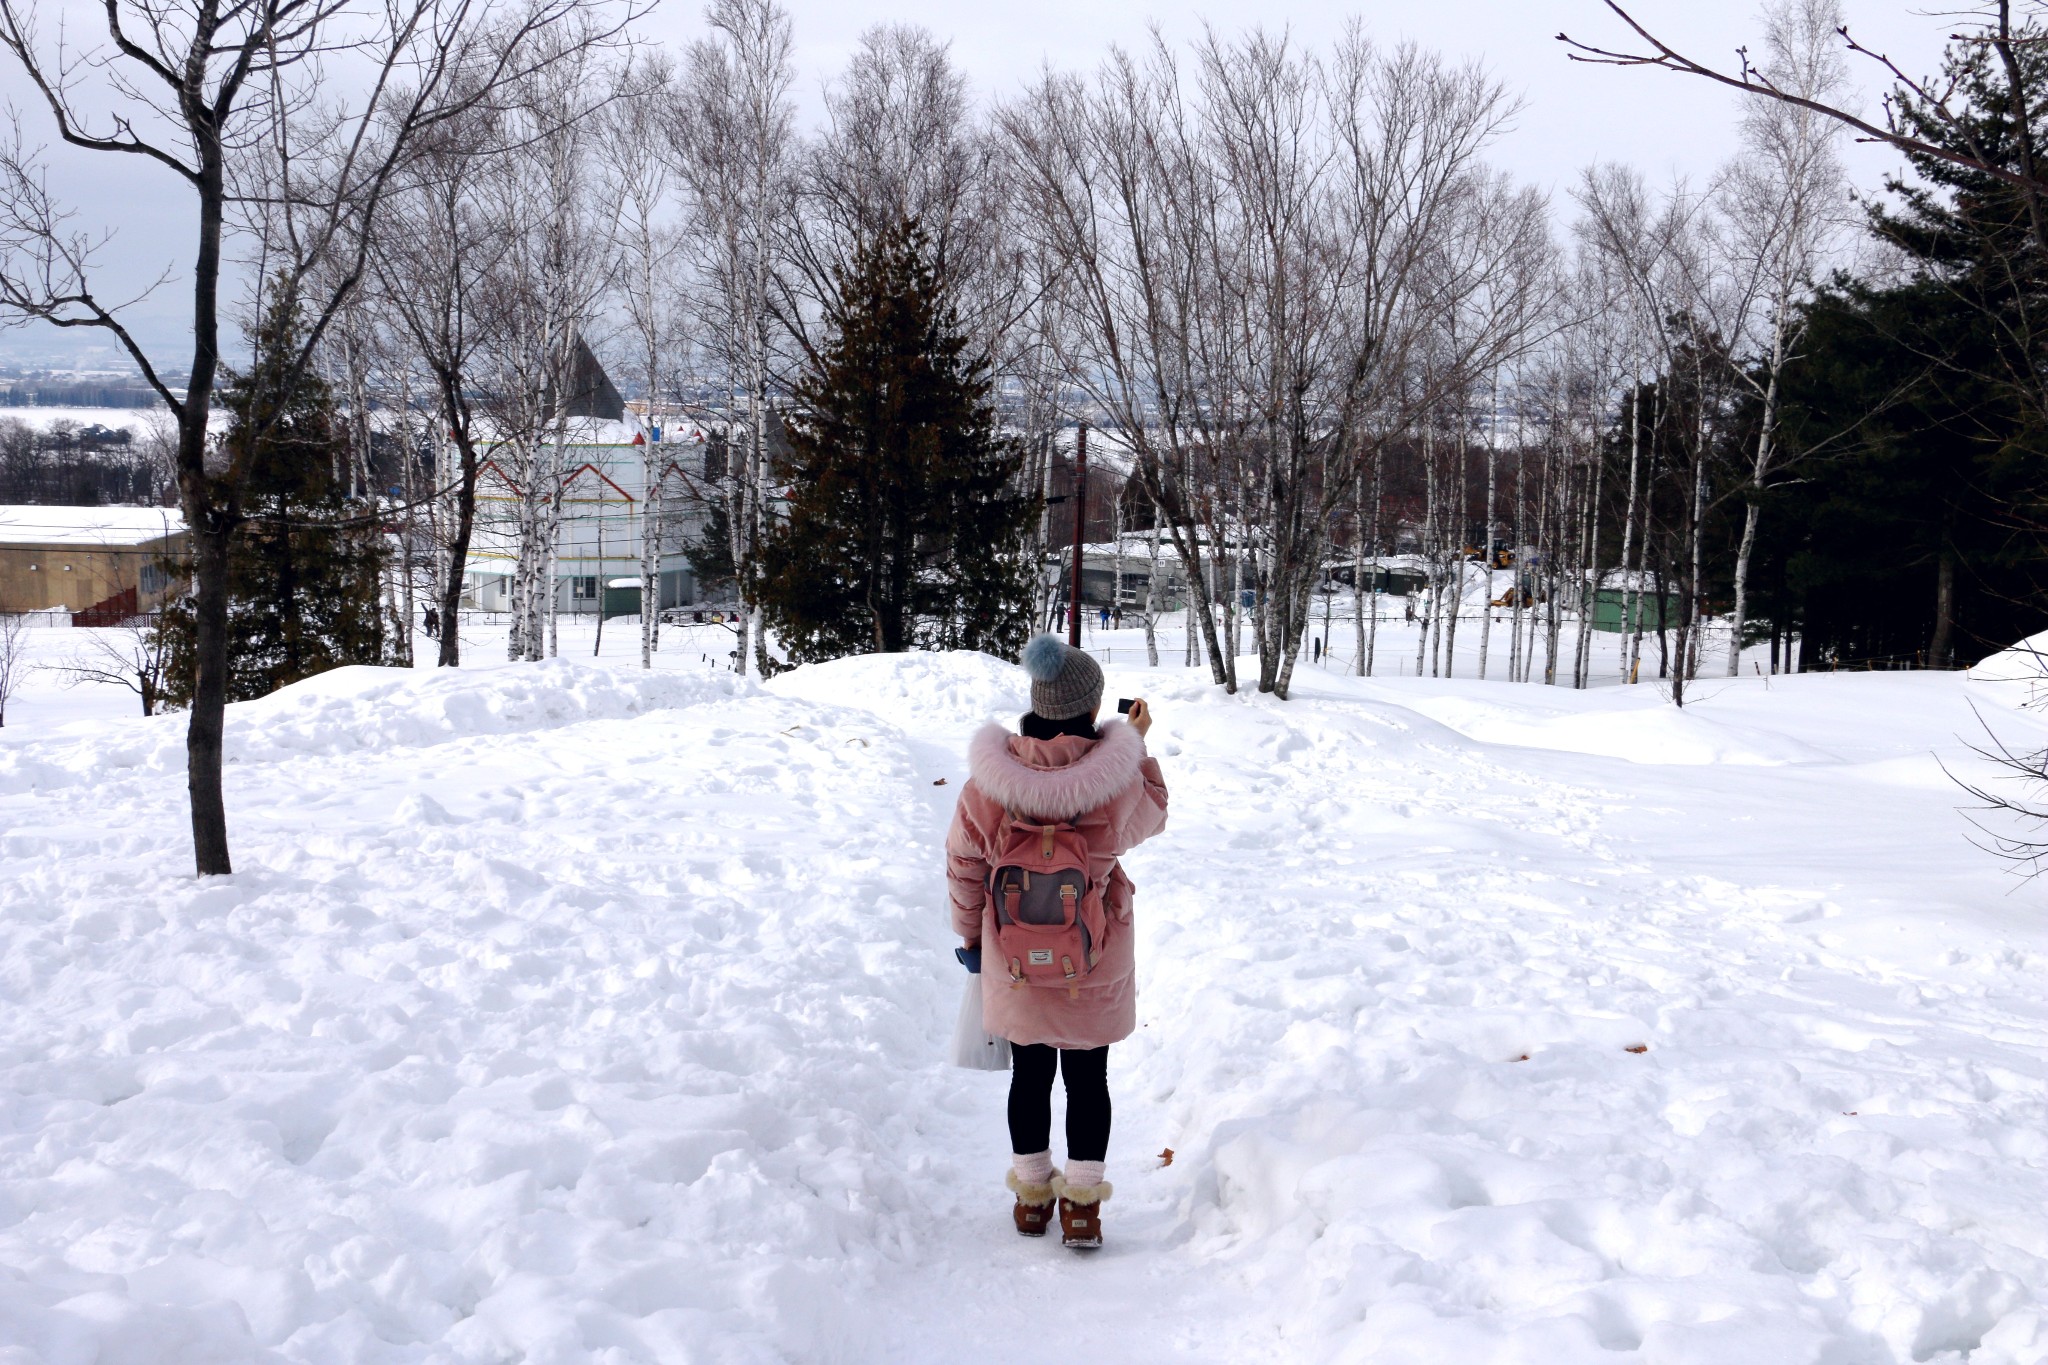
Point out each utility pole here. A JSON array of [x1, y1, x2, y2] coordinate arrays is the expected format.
[[1321, 577, 1332, 664], [592, 515, 607, 657], [1068, 421, 1088, 648]]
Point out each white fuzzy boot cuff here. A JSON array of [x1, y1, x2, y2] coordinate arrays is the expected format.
[[1051, 1171, 1113, 1205], [1006, 1167, 1059, 1207]]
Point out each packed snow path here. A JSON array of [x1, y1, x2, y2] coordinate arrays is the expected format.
[[1, 651, 2045, 1364]]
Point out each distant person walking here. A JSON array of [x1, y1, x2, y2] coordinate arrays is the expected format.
[[422, 607, 439, 641], [945, 635, 1168, 1249]]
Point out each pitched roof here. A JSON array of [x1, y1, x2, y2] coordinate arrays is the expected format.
[[0, 505, 185, 547], [540, 335, 624, 421]]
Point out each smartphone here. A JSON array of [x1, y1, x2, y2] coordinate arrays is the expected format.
[[1116, 698, 1135, 714]]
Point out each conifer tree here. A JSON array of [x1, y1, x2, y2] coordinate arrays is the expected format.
[[684, 500, 738, 598], [161, 293, 388, 704], [1766, 32, 2048, 668], [760, 219, 1036, 662]]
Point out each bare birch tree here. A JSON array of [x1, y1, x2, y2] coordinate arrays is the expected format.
[[1005, 29, 1533, 697], [1719, 0, 1850, 674], [1002, 42, 1239, 686], [786, 26, 1019, 348], [1575, 164, 1741, 704], [598, 53, 683, 669], [671, 0, 794, 676], [372, 104, 512, 669], [478, 37, 619, 663], [0, 0, 629, 874], [0, 611, 24, 725]]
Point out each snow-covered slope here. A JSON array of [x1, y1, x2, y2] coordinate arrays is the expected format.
[[1, 653, 2045, 1364]]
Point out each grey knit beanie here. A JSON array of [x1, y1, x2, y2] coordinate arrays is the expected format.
[[1021, 633, 1104, 721]]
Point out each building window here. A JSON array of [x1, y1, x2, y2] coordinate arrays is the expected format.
[[571, 575, 598, 600]]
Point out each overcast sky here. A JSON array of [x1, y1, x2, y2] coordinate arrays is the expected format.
[[1, 0, 1952, 373]]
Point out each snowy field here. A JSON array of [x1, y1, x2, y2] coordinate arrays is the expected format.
[[0, 407, 176, 436], [2, 616, 2046, 1363]]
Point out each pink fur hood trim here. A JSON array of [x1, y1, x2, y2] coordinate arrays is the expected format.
[[967, 719, 1146, 823]]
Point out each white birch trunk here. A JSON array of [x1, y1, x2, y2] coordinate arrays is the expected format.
[[1364, 453, 1383, 678], [1112, 491, 1125, 633], [1143, 510, 1161, 667], [1619, 386, 1643, 683], [1444, 420, 1467, 679], [1574, 419, 1604, 690], [1478, 384, 1498, 682], [1727, 311, 1786, 677]]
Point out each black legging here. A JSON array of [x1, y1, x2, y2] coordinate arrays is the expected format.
[[1007, 1043, 1111, 1161]]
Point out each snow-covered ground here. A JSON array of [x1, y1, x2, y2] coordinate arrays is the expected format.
[[0, 407, 179, 436], [2, 622, 2045, 1364]]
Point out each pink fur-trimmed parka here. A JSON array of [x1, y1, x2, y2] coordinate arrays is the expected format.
[[945, 719, 1169, 1049]]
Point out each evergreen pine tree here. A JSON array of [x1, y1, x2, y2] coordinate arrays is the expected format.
[[760, 219, 1036, 663], [684, 499, 737, 598], [1762, 32, 2048, 667], [161, 292, 388, 704]]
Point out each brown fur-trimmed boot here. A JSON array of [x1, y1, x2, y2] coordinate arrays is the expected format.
[[1052, 1174, 1111, 1249], [1007, 1169, 1058, 1237]]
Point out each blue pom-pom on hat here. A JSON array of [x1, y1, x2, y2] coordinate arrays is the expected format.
[[1022, 633, 1068, 682]]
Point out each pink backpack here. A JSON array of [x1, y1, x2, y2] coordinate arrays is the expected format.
[[988, 814, 1108, 995]]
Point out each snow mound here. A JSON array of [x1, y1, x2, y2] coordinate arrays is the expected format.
[[767, 649, 1027, 730], [224, 659, 752, 761], [0, 659, 753, 794], [1405, 695, 1835, 766], [1968, 631, 2048, 683]]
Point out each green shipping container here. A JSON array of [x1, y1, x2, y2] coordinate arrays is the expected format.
[[1591, 586, 1677, 634]]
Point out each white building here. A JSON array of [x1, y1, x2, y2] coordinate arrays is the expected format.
[[457, 340, 730, 615], [463, 417, 717, 615]]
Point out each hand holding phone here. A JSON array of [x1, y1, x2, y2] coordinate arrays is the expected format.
[[1124, 697, 1151, 737]]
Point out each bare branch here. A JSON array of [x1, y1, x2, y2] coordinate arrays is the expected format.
[[1559, 0, 2048, 202]]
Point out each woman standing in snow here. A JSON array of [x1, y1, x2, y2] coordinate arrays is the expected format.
[[945, 634, 1169, 1248]]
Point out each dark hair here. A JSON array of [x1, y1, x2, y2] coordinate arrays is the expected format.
[[1019, 710, 1098, 742]]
